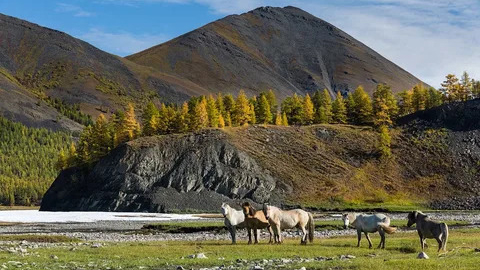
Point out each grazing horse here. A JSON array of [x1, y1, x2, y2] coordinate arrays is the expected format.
[[262, 204, 314, 244], [407, 210, 448, 252], [241, 202, 273, 244], [221, 203, 245, 244], [342, 213, 396, 249]]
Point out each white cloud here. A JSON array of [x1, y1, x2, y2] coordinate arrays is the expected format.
[[55, 3, 94, 17], [94, 0, 480, 86], [80, 28, 169, 56]]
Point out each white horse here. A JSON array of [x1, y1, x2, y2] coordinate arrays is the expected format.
[[342, 213, 396, 249], [262, 204, 314, 244], [221, 203, 245, 244]]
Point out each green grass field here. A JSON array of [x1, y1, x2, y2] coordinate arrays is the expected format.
[[1, 228, 480, 269]]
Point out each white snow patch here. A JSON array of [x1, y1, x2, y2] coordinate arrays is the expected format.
[[0, 210, 203, 223]]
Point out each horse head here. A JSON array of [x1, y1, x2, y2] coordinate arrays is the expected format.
[[221, 203, 229, 218], [407, 211, 418, 227], [242, 202, 255, 217], [262, 203, 270, 220], [342, 213, 350, 229]]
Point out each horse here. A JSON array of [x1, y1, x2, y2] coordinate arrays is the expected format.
[[262, 204, 314, 244], [221, 203, 245, 244], [342, 213, 396, 249], [407, 210, 448, 252], [241, 202, 273, 244]]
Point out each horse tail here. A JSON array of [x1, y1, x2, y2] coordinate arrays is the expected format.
[[441, 223, 448, 251], [379, 223, 397, 234], [307, 212, 315, 243]]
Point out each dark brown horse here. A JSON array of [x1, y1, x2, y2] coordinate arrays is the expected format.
[[407, 211, 448, 252], [242, 202, 273, 244]]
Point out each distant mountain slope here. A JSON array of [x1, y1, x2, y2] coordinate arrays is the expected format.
[[127, 6, 425, 98], [0, 13, 208, 130]]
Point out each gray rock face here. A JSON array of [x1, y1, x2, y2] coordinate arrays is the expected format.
[[40, 130, 278, 212]]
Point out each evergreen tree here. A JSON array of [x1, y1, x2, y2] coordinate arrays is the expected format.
[[441, 74, 460, 101], [216, 93, 225, 117], [460, 71, 473, 100], [225, 112, 232, 127], [332, 91, 347, 124], [223, 94, 235, 118], [256, 94, 273, 124], [351, 86, 372, 125], [266, 89, 278, 116], [473, 80, 480, 98], [116, 103, 140, 144], [67, 142, 77, 167], [412, 84, 427, 111], [141, 101, 159, 136], [275, 112, 282, 125], [426, 87, 444, 109], [218, 114, 225, 128], [249, 103, 256, 125], [282, 112, 289, 126], [281, 93, 303, 125], [378, 125, 392, 158], [233, 90, 251, 126], [157, 104, 176, 134], [194, 97, 209, 130], [302, 93, 314, 124], [373, 84, 398, 125], [346, 92, 356, 124], [206, 95, 219, 128], [174, 102, 190, 133], [314, 89, 332, 124], [397, 90, 414, 116], [56, 150, 67, 170], [90, 114, 112, 161]]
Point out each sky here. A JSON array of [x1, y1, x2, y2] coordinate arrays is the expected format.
[[0, 0, 478, 87]]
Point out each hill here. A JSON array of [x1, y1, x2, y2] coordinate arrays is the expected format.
[[41, 100, 480, 212], [127, 6, 425, 99], [0, 13, 208, 130]]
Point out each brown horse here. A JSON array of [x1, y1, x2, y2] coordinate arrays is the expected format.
[[242, 202, 273, 244], [407, 211, 448, 252]]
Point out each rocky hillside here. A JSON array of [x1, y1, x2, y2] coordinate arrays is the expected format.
[[41, 100, 480, 212], [127, 6, 425, 98], [0, 13, 208, 130]]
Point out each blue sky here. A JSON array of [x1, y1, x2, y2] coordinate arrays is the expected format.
[[0, 0, 479, 87]]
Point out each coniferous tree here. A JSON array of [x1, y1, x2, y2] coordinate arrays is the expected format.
[[281, 93, 303, 125], [195, 97, 209, 130], [175, 102, 190, 133], [378, 125, 392, 158], [314, 89, 332, 124], [216, 93, 225, 117], [256, 94, 273, 124], [281, 112, 289, 126], [425, 87, 444, 109], [332, 91, 347, 124], [116, 103, 140, 144], [473, 80, 480, 98], [249, 103, 256, 125], [266, 89, 278, 116], [275, 112, 282, 125], [206, 95, 219, 128], [397, 90, 414, 116], [56, 150, 67, 170], [225, 112, 232, 127], [223, 94, 235, 118], [460, 71, 473, 100], [351, 86, 372, 125], [90, 114, 112, 161], [441, 74, 460, 101], [346, 93, 356, 124], [157, 104, 176, 134], [373, 84, 398, 125], [218, 114, 225, 128], [141, 101, 159, 136], [412, 84, 427, 111], [233, 90, 251, 126], [302, 94, 314, 125], [67, 142, 77, 167]]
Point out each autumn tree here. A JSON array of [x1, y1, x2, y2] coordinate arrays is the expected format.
[[302, 93, 314, 124], [460, 71, 473, 101], [397, 90, 413, 116], [256, 94, 273, 125], [174, 102, 190, 133], [116, 103, 140, 144], [281, 93, 303, 125], [223, 94, 235, 118], [190, 97, 209, 130], [332, 91, 347, 124], [233, 90, 251, 126], [441, 74, 460, 102], [275, 112, 282, 125], [373, 84, 398, 126], [157, 104, 176, 134], [141, 101, 159, 136], [216, 93, 225, 117], [314, 89, 332, 124], [266, 89, 278, 116], [378, 125, 392, 158], [425, 87, 444, 109], [412, 84, 427, 111], [218, 114, 225, 128], [282, 112, 289, 126], [206, 95, 219, 128], [350, 86, 372, 125]]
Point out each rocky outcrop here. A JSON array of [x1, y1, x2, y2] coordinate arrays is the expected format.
[[40, 130, 279, 212]]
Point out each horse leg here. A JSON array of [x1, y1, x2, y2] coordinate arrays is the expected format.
[[435, 236, 442, 252], [300, 225, 307, 245], [377, 229, 385, 249], [267, 226, 273, 244], [254, 229, 259, 244], [231, 226, 237, 245], [357, 230, 362, 247], [276, 224, 283, 244], [247, 228, 252, 245], [364, 232, 373, 249], [418, 233, 425, 251]]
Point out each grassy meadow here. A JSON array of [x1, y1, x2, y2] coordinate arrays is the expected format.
[[1, 227, 480, 269]]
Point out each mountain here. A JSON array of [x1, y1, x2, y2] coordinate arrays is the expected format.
[[127, 6, 425, 99], [0, 13, 208, 130], [41, 99, 480, 212]]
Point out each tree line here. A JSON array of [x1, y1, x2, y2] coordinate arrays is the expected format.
[[60, 72, 479, 168], [0, 116, 72, 205]]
